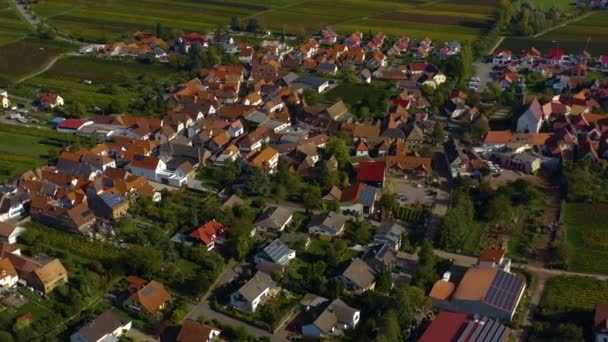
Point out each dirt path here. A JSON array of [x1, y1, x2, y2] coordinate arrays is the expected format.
[[533, 12, 593, 38], [13, 52, 71, 84]]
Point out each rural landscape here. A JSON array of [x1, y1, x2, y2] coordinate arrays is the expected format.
[[0, 0, 608, 341]]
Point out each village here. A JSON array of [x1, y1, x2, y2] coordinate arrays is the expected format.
[[1, 13, 608, 342]]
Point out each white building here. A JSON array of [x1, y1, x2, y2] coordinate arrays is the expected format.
[[71, 310, 132, 342], [230, 271, 276, 312]]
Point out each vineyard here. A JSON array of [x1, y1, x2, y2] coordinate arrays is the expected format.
[[561, 202, 608, 274], [25, 222, 124, 261], [540, 276, 608, 320], [394, 206, 426, 223]]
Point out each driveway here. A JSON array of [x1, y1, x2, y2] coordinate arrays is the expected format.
[[472, 62, 493, 93], [185, 264, 288, 342]]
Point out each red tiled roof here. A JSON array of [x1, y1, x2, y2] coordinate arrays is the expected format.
[[130, 155, 160, 170], [189, 220, 225, 246], [419, 311, 470, 342], [483, 131, 513, 145], [357, 162, 386, 183], [57, 119, 90, 130]]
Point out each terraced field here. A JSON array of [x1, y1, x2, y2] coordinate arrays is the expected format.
[[498, 11, 608, 55], [32, 0, 499, 43], [561, 202, 608, 275]]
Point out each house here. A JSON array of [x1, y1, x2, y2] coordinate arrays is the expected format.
[[302, 299, 360, 339], [230, 271, 276, 312], [373, 222, 406, 251], [339, 183, 379, 215], [501, 153, 542, 174], [124, 279, 172, 315], [482, 130, 513, 148], [308, 212, 347, 237], [57, 119, 94, 133], [250, 147, 279, 174], [189, 220, 226, 250], [254, 239, 296, 265], [0, 191, 29, 222], [594, 304, 608, 342], [0, 94, 9, 109], [517, 97, 545, 133], [70, 310, 132, 342], [419, 311, 510, 342], [291, 76, 330, 93], [7, 254, 68, 294], [360, 69, 372, 84], [320, 27, 338, 45], [492, 50, 512, 65], [356, 161, 386, 187], [254, 206, 293, 232], [316, 63, 338, 75], [429, 267, 525, 321], [385, 155, 432, 179], [324, 101, 352, 122], [336, 258, 376, 293], [177, 319, 221, 342], [39, 92, 64, 109], [30, 202, 96, 234], [0, 222, 26, 244], [0, 257, 18, 291]]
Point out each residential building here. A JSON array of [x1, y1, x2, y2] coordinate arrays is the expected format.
[[373, 222, 406, 251], [0, 257, 18, 290], [230, 271, 276, 312], [594, 304, 608, 342], [419, 311, 510, 342], [124, 278, 172, 315], [308, 212, 347, 237], [336, 258, 376, 293], [254, 206, 293, 232], [517, 97, 546, 133], [189, 220, 226, 250], [250, 147, 279, 174], [70, 310, 132, 342], [338, 183, 379, 215], [253, 239, 296, 266], [302, 299, 360, 339], [39, 92, 64, 109], [356, 161, 386, 187], [0, 222, 26, 244], [7, 254, 68, 294], [177, 319, 221, 342]]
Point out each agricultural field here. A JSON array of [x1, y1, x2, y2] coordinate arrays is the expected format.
[[31, 0, 499, 43], [0, 123, 79, 181], [14, 56, 188, 110], [498, 11, 608, 55], [529, 0, 574, 11], [394, 206, 426, 223], [561, 202, 608, 274], [0, 0, 31, 45], [0, 38, 75, 86], [537, 275, 608, 336]]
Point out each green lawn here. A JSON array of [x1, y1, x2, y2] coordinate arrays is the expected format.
[[561, 202, 608, 274], [0, 0, 31, 46]]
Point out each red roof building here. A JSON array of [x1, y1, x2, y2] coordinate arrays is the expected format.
[[356, 161, 386, 185], [419, 311, 510, 342], [56, 119, 92, 131], [483, 131, 513, 145], [189, 220, 226, 250], [546, 48, 565, 61]]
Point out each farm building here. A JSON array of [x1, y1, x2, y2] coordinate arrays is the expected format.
[[429, 267, 526, 321], [419, 311, 510, 342]]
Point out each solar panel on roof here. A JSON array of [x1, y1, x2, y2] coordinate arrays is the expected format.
[[482, 270, 525, 313], [142, 285, 156, 297], [81, 210, 92, 217]]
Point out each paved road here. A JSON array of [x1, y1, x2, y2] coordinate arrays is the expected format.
[[12, 0, 86, 46]]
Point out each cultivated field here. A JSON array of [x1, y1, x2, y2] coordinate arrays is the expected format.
[[31, 0, 499, 43], [561, 202, 608, 274], [0, 124, 72, 181], [498, 12, 608, 55], [0, 38, 75, 85], [0, 0, 31, 45], [14, 56, 187, 109]]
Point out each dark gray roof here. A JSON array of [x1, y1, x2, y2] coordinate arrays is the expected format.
[[255, 206, 293, 230], [295, 76, 328, 88], [237, 271, 275, 302], [312, 299, 359, 334], [308, 212, 347, 234], [71, 310, 129, 342], [339, 258, 375, 289]]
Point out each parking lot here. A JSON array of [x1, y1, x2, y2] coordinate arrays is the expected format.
[[390, 177, 439, 207]]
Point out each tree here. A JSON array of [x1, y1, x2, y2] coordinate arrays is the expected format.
[[68, 101, 87, 118], [394, 285, 431, 328], [414, 241, 439, 290], [497, 0, 514, 28], [0, 331, 14, 342], [378, 193, 398, 219], [124, 246, 162, 278], [375, 265, 393, 293], [108, 98, 127, 114], [302, 185, 322, 209], [439, 191, 474, 251], [230, 16, 240, 31], [432, 122, 446, 144], [375, 310, 401, 342], [246, 18, 259, 33], [352, 220, 371, 245], [485, 193, 513, 222], [324, 137, 350, 165]]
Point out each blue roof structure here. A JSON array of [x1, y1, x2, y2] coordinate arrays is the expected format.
[[100, 192, 126, 208], [359, 184, 378, 206], [482, 270, 525, 313]]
